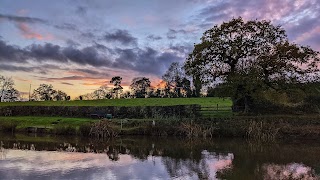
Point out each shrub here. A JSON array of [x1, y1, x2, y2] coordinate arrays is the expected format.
[[79, 123, 92, 136], [53, 126, 77, 135], [0, 121, 19, 133]]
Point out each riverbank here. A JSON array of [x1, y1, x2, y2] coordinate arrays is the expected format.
[[1, 115, 319, 139]]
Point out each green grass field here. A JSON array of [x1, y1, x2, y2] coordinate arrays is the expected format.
[[0, 97, 232, 107], [0, 116, 92, 130]]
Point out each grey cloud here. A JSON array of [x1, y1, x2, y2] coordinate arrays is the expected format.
[[169, 44, 193, 54], [166, 29, 188, 39], [0, 39, 183, 76], [93, 42, 115, 54], [103, 29, 137, 45], [40, 64, 66, 70], [76, 6, 87, 15], [0, 40, 111, 67], [0, 64, 35, 72], [0, 63, 62, 74], [61, 82, 74, 86], [54, 23, 77, 31], [114, 47, 182, 75], [0, 39, 28, 62], [0, 13, 47, 24], [65, 39, 80, 47], [27, 43, 67, 62], [62, 46, 110, 66], [81, 32, 96, 39], [147, 35, 162, 41], [39, 75, 98, 81], [75, 68, 109, 76]]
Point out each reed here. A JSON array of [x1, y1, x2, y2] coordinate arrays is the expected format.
[[90, 120, 119, 138], [178, 121, 217, 138], [246, 120, 280, 142]]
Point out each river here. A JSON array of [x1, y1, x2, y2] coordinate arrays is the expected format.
[[0, 133, 319, 180]]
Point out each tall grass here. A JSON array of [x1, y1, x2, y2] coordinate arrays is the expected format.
[[246, 120, 280, 142], [178, 120, 217, 138], [90, 120, 119, 138]]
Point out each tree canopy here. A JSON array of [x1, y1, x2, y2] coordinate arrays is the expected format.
[[31, 84, 70, 101], [162, 62, 192, 97], [110, 76, 123, 99], [130, 77, 151, 98], [184, 17, 320, 112], [0, 75, 20, 102]]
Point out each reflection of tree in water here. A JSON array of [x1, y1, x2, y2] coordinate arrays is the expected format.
[[216, 140, 320, 179], [0, 141, 8, 159], [161, 151, 233, 179], [260, 163, 319, 180], [162, 157, 209, 179]]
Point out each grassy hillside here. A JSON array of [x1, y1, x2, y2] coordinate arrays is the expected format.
[[0, 97, 232, 107]]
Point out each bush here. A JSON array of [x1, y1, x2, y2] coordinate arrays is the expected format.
[[79, 123, 92, 136], [0, 121, 19, 133], [53, 126, 77, 135]]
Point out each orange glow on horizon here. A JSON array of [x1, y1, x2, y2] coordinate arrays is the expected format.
[[154, 80, 167, 89]]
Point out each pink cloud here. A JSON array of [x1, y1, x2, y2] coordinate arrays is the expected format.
[[16, 23, 54, 40]]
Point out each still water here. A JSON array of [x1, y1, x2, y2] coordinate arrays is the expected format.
[[0, 134, 319, 180]]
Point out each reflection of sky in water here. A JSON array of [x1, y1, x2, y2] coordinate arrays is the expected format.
[[0, 149, 234, 180]]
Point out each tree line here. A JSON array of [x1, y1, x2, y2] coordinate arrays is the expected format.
[[0, 65, 195, 102], [76, 70, 195, 100]]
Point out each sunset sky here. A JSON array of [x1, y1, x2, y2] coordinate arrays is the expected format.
[[0, 0, 319, 98]]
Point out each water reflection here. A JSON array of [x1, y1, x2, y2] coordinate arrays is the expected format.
[[0, 149, 232, 179], [261, 163, 318, 180], [0, 134, 319, 180]]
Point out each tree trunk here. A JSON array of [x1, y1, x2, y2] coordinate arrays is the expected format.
[[244, 95, 250, 113]]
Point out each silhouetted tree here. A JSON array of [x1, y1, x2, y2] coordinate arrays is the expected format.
[[2, 88, 20, 102], [130, 77, 151, 98], [185, 17, 320, 112], [0, 75, 15, 102], [31, 84, 69, 101], [162, 62, 192, 97], [92, 85, 111, 99], [110, 76, 123, 99]]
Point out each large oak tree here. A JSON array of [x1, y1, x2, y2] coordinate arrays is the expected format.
[[184, 17, 319, 112]]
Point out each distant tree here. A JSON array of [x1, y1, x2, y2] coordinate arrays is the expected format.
[[185, 17, 320, 112], [122, 91, 132, 99], [130, 77, 151, 98], [92, 85, 111, 99], [110, 76, 123, 99], [162, 62, 192, 97], [53, 90, 69, 101], [31, 84, 54, 101], [180, 77, 192, 97], [2, 88, 20, 102], [31, 84, 69, 101], [0, 75, 15, 102]]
